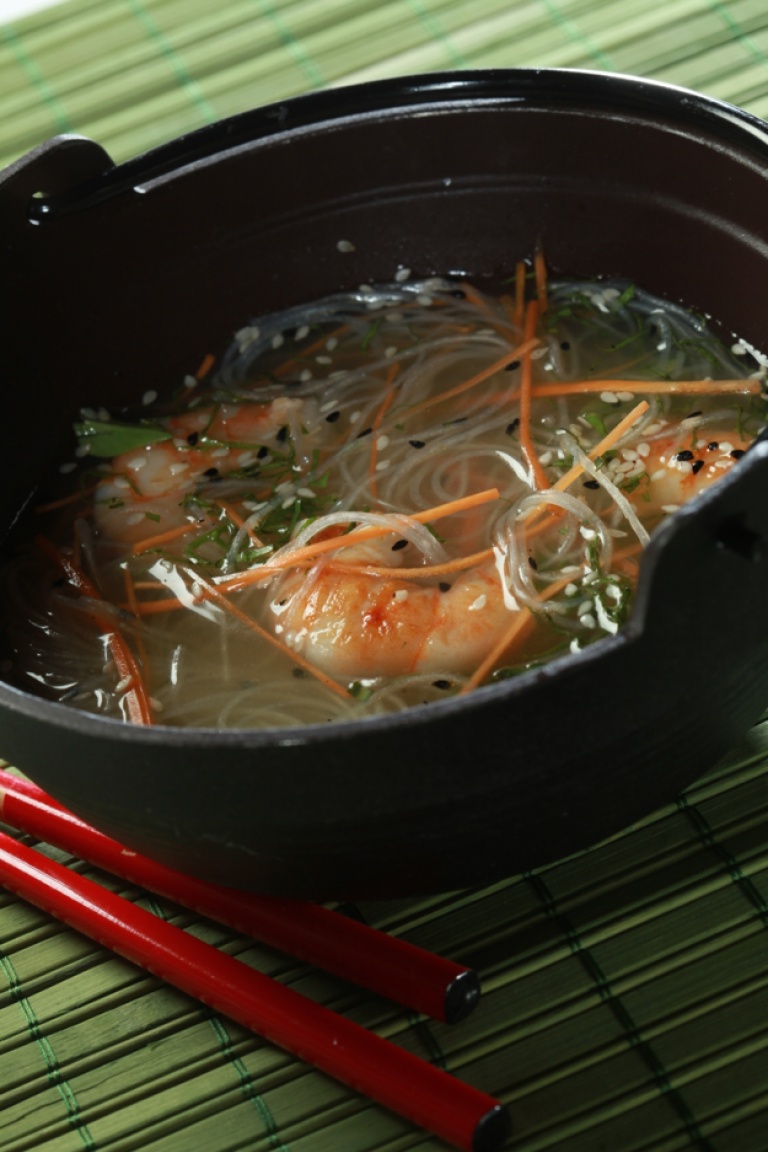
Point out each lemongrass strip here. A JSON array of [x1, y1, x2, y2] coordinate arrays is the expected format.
[[400, 339, 539, 420], [532, 378, 762, 397], [460, 573, 575, 695], [216, 488, 500, 592]]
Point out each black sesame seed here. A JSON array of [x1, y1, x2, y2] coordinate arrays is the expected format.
[[391, 539, 408, 551], [528, 556, 538, 570], [731, 448, 746, 459], [51, 576, 67, 588], [257, 446, 270, 459], [506, 418, 520, 436], [187, 431, 199, 446], [356, 427, 373, 439], [583, 479, 600, 489], [276, 425, 288, 443], [707, 441, 720, 451], [691, 459, 704, 475], [292, 667, 306, 678], [438, 581, 451, 592], [433, 679, 452, 689], [203, 467, 219, 478], [450, 289, 466, 299], [409, 439, 426, 449], [560, 341, 571, 351], [674, 449, 694, 462], [504, 360, 521, 372], [685, 410, 702, 419], [325, 410, 341, 423]]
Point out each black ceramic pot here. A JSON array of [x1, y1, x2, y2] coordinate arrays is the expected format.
[[1, 69, 768, 897]]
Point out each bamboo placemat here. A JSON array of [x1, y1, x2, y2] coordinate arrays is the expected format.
[[2, 2, 768, 1150]]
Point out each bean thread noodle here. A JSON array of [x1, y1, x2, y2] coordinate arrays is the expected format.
[[1, 267, 765, 728]]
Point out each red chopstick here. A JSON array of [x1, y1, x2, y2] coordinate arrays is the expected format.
[[0, 830, 510, 1152], [0, 769, 477, 1022]]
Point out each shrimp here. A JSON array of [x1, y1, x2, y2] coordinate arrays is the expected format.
[[626, 426, 751, 518], [269, 546, 513, 680], [94, 397, 309, 545]]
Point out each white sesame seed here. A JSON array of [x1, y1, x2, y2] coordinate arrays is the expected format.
[[169, 462, 189, 475], [469, 594, 487, 611], [126, 512, 144, 526], [580, 613, 597, 629], [320, 399, 339, 413], [564, 583, 578, 597], [271, 333, 284, 349], [326, 337, 338, 351], [299, 369, 313, 383], [337, 239, 355, 252], [394, 589, 409, 602], [636, 442, 650, 457], [621, 448, 639, 461], [376, 459, 391, 472], [281, 496, 295, 509], [59, 461, 77, 474], [578, 599, 594, 616], [211, 447, 230, 458], [719, 441, 734, 454], [183, 374, 198, 388], [417, 294, 433, 307], [384, 345, 398, 359], [349, 410, 361, 423], [294, 325, 310, 341], [395, 266, 412, 282], [142, 390, 157, 407], [539, 451, 553, 466], [570, 638, 581, 654], [675, 460, 693, 474], [616, 391, 635, 402], [75, 444, 91, 458], [115, 675, 134, 694], [606, 584, 622, 601], [580, 526, 597, 540], [296, 487, 315, 498], [126, 456, 147, 471], [112, 475, 131, 489], [376, 434, 390, 450], [650, 468, 667, 482], [661, 504, 680, 513], [600, 391, 619, 404], [316, 354, 332, 365]]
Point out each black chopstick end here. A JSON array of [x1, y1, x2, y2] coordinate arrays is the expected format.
[[444, 968, 481, 1023], [473, 1103, 512, 1152]]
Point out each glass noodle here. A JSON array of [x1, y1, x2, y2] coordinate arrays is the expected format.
[[1, 261, 765, 728]]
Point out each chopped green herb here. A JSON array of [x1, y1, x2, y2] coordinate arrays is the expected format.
[[74, 418, 171, 457]]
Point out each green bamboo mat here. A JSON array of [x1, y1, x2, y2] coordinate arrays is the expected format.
[[2, 1, 768, 1150]]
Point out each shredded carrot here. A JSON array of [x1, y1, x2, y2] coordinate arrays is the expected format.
[[460, 571, 575, 695], [215, 487, 501, 593], [513, 261, 527, 330], [534, 245, 548, 316], [192, 575, 351, 699], [35, 536, 153, 725], [326, 547, 496, 581], [401, 338, 540, 423], [131, 521, 197, 556], [215, 499, 265, 548], [518, 300, 550, 491], [532, 377, 763, 398], [195, 352, 216, 380], [35, 484, 98, 515], [552, 400, 651, 494]]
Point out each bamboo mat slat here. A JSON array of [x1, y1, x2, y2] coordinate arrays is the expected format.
[[3, 1, 768, 1150]]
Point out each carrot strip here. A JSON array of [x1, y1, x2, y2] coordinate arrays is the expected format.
[[518, 300, 550, 490], [532, 378, 762, 397], [35, 537, 153, 725], [400, 339, 539, 421], [215, 488, 501, 593], [534, 245, 548, 316], [35, 484, 98, 515], [123, 566, 151, 690], [513, 261, 527, 330], [195, 352, 216, 380], [460, 572, 575, 695], [326, 547, 496, 581], [215, 499, 265, 547], [192, 576, 351, 700], [552, 400, 651, 494], [131, 521, 198, 556]]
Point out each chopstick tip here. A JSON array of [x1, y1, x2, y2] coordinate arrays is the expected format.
[[472, 1103, 512, 1152], [444, 968, 481, 1023]]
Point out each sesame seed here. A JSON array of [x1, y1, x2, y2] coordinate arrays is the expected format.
[[271, 333, 284, 349], [579, 613, 597, 629], [320, 399, 339, 413], [719, 442, 734, 454], [409, 439, 426, 449], [211, 447, 230, 458], [393, 589, 409, 602], [376, 434, 389, 450], [650, 468, 667, 481], [316, 354, 332, 365], [391, 539, 408, 551], [661, 504, 680, 513], [469, 594, 487, 611], [636, 442, 650, 457], [169, 462, 189, 475], [417, 294, 433, 307], [376, 459, 390, 472], [112, 475, 131, 489], [565, 583, 578, 597], [337, 239, 355, 252], [600, 391, 619, 404], [59, 462, 77, 474], [394, 266, 412, 282], [326, 337, 338, 351], [691, 460, 704, 475], [616, 391, 635, 402], [115, 675, 134, 694], [578, 599, 594, 616], [299, 369, 313, 383], [142, 390, 157, 406], [183, 374, 198, 388], [385, 346, 398, 359], [580, 527, 597, 540], [294, 325, 310, 341], [126, 512, 144, 526]]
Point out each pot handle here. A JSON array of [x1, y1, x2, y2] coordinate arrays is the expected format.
[[0, 134, 113, 230]]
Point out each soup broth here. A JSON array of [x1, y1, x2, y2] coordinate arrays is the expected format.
[[2, 267, 765, 728]]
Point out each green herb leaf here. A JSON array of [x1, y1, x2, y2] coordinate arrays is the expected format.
[[74, 419, 172, 458]]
